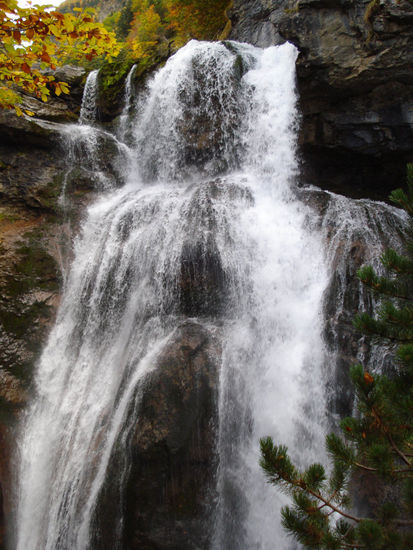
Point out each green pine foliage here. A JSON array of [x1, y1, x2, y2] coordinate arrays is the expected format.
[[260, 164, 413, 549]]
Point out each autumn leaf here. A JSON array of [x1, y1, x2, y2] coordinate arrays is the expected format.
[[364, 372, 374, 384], [0, 2, 120, 112], [40, 51, 51, 63]]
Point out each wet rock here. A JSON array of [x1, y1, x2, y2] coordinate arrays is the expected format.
[[61, 127, 129, 190], [179, 239, 226, 317], [0, 76, 96, 545], [230, 0, 413, 197], [0, 110, 63, 149], [19, 96, 78, 124], [301, 186, 405, 417], [0, 144, 65, 211], [178, 179, 253, 318], [124, 321, 221, 550]]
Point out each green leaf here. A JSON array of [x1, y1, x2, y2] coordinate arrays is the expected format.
[[259, 438, 297, 487], [303, 463, 326, 491], [357, 519, 384, 549]]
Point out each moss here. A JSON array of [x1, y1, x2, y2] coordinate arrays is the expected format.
[[98, 44, 169, 116], [99, 47, 136, 106], [36, 174, 64, 214], [218, 0, 233, 40], [284, 3, 299, 14], [364, 0, 381, 41], [0, 212, 20, 224], [233, 54, 248, 80], [364, 0, 380, 24]]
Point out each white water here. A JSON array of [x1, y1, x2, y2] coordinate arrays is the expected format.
[[13, 40, 400, 550], [79, 69, 99, 125], [117, 64, 137, 141]]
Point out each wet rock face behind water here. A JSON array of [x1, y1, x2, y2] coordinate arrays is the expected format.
[[0, 70, 95, 549], [230, 0, 413, 198], [124, 321, 220, 550], [301, 186, 406, 420]]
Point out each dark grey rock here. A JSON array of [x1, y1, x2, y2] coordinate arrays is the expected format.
[[126, 321, 220, 550], [89, 321, 221, 550], [230, 0, 413, 198]]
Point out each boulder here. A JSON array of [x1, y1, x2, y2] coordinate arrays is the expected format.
[[0, 110, 63, 149], [124, 321, 220, 549], [87, 321, 221, 550]]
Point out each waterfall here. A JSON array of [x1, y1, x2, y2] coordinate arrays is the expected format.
[[13, 39, 403, 550], [61, 65, 133, 196], [79, 70, 99, 125], [117, 64, 137, 142]]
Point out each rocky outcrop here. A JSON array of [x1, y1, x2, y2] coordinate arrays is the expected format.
[[91, 321, 221, 550], [299, 185, 404, 419], [125, 321, 220, 550], [0, 67, 93, 549], [230, 0, 413, 198]]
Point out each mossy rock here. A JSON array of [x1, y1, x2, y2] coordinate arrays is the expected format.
[[98, 48, 136, 115], [96, 44, 170, 122]]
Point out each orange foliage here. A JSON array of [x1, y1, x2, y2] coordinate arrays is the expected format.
[[166, 0, 229, 47], [128, 2, 162, 57]]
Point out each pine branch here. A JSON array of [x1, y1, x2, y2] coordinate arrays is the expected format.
[[387, 432, 411, 466]]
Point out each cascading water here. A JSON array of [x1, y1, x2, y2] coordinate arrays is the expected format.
[[61, 66, 132, 199], [117, 64, 137, 142], [13, 39, 403, 550], [79, 69, 99, 125]]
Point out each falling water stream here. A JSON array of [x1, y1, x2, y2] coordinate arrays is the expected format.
[[13, 40, 404, 550], [79, 69, 100, 125]]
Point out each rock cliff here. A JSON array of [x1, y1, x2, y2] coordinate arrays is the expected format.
[[230, 0, 413, 198], [1, 4, 412, 546], [0, 66, 93, 549]]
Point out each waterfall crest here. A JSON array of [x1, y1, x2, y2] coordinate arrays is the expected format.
[[13, 40, 403, 550]]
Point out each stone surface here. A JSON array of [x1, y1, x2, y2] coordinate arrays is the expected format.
[[0, 74, 95, 548], [124, 321, 220, 550], [230, 0, 413, 198], [299, 185, 405, 418], [89, 321, 221, 550]]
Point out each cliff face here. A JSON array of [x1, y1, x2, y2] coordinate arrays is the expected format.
[[230, 0, 413, 198], [0, 5, 411, 546], [0, 66, 93, 549]]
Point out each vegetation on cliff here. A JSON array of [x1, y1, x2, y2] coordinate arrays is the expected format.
[[64, 0, 231, 70], [0, 0, 120, 114], [61, 0, 231, 47], [260, 164, 413, 549]]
